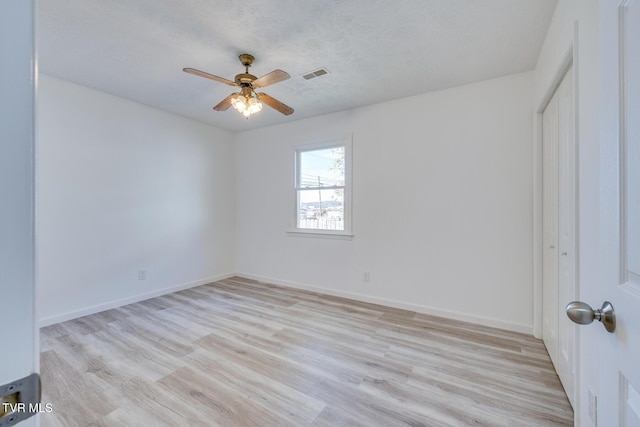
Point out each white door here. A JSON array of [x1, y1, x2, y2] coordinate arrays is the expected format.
[[542, 66, 575, 406], [556, 65, 576, 407], [0, 0, 38, 426], [542, 82, 560, 370], [577, 1, 640, 425], [600, 1, 640, 425]]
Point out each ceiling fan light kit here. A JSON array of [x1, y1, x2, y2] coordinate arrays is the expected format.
[[183, 53, 294, 119], [231, 93, 263, 118]]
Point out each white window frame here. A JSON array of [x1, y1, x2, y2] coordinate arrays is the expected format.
[[287, 136, 353, 239]]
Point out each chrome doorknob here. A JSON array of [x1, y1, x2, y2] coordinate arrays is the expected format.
[[566, 301, 616, 333]]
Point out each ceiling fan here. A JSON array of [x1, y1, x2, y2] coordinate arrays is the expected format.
[[183, 53, 294, 118]]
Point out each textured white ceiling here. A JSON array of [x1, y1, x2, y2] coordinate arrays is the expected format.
[[39, 0, 557, 132]]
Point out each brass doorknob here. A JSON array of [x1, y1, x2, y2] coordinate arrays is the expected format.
[[566, 301, 616, 333]]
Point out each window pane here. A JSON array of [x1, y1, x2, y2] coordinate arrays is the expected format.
[[297, 188, 344, 230], [299, 147, 345, 188]]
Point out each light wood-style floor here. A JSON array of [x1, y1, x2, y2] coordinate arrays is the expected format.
[[40, 277, 573, 426]]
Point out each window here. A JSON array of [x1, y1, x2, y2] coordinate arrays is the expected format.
[[291, 137, 352, 237]]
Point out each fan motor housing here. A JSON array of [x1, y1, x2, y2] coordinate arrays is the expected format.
[[235, 73, 257, 85]]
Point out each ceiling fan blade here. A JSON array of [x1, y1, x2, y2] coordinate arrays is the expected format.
[[253, 70, 290, 88], [183, 67, 238, 87], [258, 93, 294, 115], [213, 93, 236, 111]]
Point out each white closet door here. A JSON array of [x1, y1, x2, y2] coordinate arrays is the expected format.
[[542, 65, 575, 406], [556, 66, 575, 406], [542, 84, 560, 369]]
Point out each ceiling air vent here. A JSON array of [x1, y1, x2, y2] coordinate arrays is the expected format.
[[302, 68, 329, 80]]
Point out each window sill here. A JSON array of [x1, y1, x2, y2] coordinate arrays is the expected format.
[[286, 229, 354, 240]]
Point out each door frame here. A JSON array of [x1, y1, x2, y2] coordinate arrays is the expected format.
[[532, 25, 579, 411], [0, 0, 39, 425]]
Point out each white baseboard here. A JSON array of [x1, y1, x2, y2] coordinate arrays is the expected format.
[[38, 272, 235, 327], [40, 271, 533, 335], [236, 272, 533, 335]]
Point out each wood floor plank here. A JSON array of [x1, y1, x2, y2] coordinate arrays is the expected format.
[[40, 276, 573, 426], [40, 350, 119, 426]]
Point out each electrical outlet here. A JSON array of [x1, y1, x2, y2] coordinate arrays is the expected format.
[[363, 272, 370, 282], [588, 388, 597, 425], [138, 270, 146, 280]]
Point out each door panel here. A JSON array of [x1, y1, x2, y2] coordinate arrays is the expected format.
[[622, 376, 640, 425], [622, 1, 640, 284]]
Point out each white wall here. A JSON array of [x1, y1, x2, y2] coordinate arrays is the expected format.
[[38, 71, 536, 333], [235, 72, 534, 333], [37, 75, 236, 325]]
